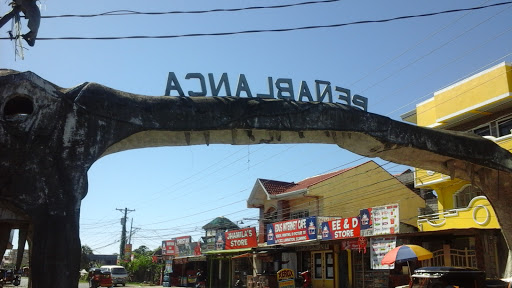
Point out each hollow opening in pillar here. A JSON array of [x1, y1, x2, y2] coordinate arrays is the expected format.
[[3, 96, 34, 120]]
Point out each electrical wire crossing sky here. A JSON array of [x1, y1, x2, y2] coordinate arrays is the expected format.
[[1, 0, 512, 254]]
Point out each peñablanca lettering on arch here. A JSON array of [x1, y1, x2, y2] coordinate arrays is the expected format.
[[164, 72, 368, 111]]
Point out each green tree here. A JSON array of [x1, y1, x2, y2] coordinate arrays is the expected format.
[[80, 245, 93, 269], [133, 245, 151, 256], [125, 246, 162, 283]]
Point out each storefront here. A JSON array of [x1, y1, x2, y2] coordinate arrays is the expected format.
[[172, 256, 207, 287], [204, 248, 253, 288], [161, 236, 204, 287], [203, 227, 259, 288]]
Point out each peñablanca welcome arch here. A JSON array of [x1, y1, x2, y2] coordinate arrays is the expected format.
[[1, 69, 512, 288]]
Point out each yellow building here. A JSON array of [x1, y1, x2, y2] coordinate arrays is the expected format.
[[247, 160, 425, 288], [401, 62, 512, 278]]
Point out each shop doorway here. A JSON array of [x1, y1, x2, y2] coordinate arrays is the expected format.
[[312, 251, 334, 288]]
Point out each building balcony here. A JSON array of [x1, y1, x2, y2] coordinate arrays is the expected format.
[[417, 196, 500, 232], [414, 168, 451, 188]]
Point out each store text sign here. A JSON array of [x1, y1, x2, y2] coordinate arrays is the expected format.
[[267, 216, 317, 245], [321, 217, 360, 240], [165, 72, 368, 111], [225, 227, 257, 249], [277, 269, 295, 288]]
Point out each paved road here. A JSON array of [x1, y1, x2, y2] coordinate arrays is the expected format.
[[6, 277, 165, 288]]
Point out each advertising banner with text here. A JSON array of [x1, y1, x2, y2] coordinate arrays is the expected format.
[[372, 204, 399, 235], [370, 237, 396, 270], [225, 227, 257, 250], [321, 217, 360, 240], [267, 216, 317, 245], [162, 240, 176, 256]]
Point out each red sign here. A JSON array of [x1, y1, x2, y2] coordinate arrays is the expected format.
[[341, 239, 359, 250], [322, 217, 360, 240], [161, 240, 176, 256], [267, 217, 317, 245], [224, 227, 257, 249]]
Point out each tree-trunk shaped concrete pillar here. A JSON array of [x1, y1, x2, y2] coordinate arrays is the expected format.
[[1, 69, 512, 287]]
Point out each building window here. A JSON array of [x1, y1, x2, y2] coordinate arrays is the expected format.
[[471, 124, 492, 137], [314, 253, 322, 278], [265, 207, 277, 223], [290, 210, 309, 219], [325, 253, 334, 279], [453, 185, 482, 209], [497, 117, 512, 137]]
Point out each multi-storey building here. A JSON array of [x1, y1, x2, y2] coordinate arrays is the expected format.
[[247, 160, 426, 288], [401, 62, 512, 278]]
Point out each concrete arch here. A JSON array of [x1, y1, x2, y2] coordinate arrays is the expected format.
[[1, 70, 512, 287]]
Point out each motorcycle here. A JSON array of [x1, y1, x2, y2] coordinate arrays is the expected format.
[[299, 270, 312, 288]]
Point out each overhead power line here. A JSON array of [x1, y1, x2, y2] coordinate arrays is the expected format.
[[2, 1, 511, 41], [40, 0, 340, 18]]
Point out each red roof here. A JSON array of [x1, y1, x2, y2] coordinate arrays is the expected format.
[[258, 179, 296, 195], [260, 162, 369, 195]]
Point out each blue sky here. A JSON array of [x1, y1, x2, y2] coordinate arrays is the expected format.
[[2, 0, 512, 255]]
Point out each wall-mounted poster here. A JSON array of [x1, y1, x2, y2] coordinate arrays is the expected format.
[[165, 260, 173, 273], [214, 232, 226, 250], [267, 216, 317, 245], [370, 237, 396, 270], [372, 204, 399, 235]]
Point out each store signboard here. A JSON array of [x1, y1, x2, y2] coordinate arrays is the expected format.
[[370, 237, 396, 270], [225, 227, 257, 250], [175, 236, 192, 256], [267, 216, 317, 245], [162, 236, 200, 256], [277, 269, 295, 288], [161, 239, 176, 256], [372, 204, 399, 235], [321, 217, 360, 240], [341, 239, 359, 250], [359, 204, 399, 236]]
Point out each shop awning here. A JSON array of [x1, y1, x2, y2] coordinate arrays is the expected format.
[[203, 248, 253, 255], [281, 239, 320, 247], [172, 255, 206, 264], [231, 253, 253, 259]]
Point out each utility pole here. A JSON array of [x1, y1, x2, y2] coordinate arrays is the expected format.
[[116, 208, 135, 259], [129, 218, 133, 245]]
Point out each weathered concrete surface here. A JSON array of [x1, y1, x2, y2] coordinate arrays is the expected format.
[[1, 69, 512, 287]]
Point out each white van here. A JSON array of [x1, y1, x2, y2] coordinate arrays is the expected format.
[[100, 265, 128, 286]]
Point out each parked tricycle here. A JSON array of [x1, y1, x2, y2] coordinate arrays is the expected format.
[[0, 269, 21, 287], [88, 268, 113, 288], [406, 266, 510, 288]]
